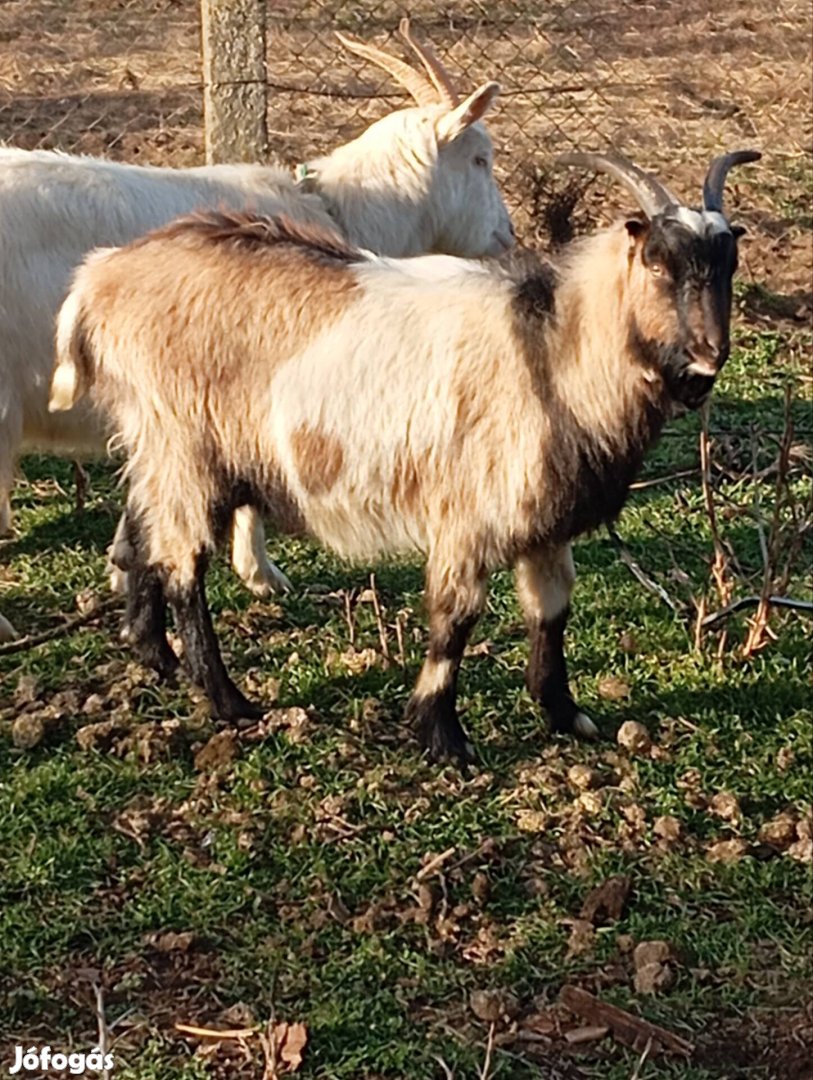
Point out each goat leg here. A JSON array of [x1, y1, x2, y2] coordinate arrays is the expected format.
[[168, 553, 264, 723]]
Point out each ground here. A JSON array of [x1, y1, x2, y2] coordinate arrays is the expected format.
[[0, 1, 811, 1078]]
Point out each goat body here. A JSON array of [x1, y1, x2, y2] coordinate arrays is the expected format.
[[52, 149, 754, 760]]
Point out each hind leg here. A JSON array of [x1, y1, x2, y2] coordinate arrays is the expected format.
[[231, 505, 292, 596], [167, 553, 265, 723], [0, 410, 21, 537], [120, 511, 178, 679], [515, 544, 598, 739]]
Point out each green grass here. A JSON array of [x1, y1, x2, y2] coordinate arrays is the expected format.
[[1, 328, 811, 1079]]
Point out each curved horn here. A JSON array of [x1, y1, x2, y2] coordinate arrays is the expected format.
[[702, 150, 761, 213], [555, 151, 680, 220], [335, 30, 438, 107], [399, 18, 459, 108]]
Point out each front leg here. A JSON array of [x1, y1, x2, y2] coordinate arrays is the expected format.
[[406, 565, 486, 764], [231, 505, 292, 596], [515, 544, 597, 739]]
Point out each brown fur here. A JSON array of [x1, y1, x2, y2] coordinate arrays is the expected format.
[[139, 209, 363, 265], [291, 425, 345, 495]]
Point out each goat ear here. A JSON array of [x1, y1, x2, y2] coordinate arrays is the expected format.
[[624, 218, 648, 240], [435, 82, 500, 145]]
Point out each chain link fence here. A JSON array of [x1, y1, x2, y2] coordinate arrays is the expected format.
[[2, 0, 809, 252]]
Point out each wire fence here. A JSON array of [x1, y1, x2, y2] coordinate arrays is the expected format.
[[1, 0, 809, 246]]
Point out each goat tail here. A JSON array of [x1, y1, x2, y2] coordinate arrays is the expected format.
[[49, 286, 96, 412]]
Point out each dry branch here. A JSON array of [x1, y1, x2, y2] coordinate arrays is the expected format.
[[0, 596, 119, 656], [606, 525, 683, 615], [560, 986, 693, 1057]]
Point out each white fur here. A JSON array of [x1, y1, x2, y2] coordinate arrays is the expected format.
[[1, 69, 511, 628], [674, 206, 731, 236]]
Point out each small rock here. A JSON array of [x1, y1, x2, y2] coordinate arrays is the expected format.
[[598, 675, 631, 701], [567, 763, 598, 790], [709, 791, 740, 822], [706, 838, 749, 863], [469, 988, 519, 1023], [616, 720, 651, 755], [757, 811, 797, 850], [654, 815, 682, 843], [633, 940, 672, 969], [634, 961, 675, 995], [12, 714, 45, 749]]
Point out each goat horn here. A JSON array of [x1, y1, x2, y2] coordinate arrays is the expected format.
[[398, 18, 459, 108], [335, 29, 438, 107], [702, 150, 761, 213], [555, 151, 680, 219]]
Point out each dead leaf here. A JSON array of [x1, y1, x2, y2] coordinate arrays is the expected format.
[[580, 874, 631, 925], [653, 815, 682, 844], [708, 791, 741, 822], [469, 988, 519, 1023], [274, 1020, 308, 1072], [516, 809, 548, 832], [76, 718, 130, 753], [757, 810, 797, 849], [562, 918, 596, 958], [145, 930, 196, 953], [598, 675, 631, 701], [706, 838, 749, 863], [14, 674, 40, 706], [633, 941, 672, 969], [634, 961, 675, 995], [567, 764, 598, 790], [194, 730, 239, 772]]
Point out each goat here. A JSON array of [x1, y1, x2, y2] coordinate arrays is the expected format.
[[0, 20, 512, 639], [50, 150, 759, 762]]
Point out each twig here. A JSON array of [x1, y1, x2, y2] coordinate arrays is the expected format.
[[743, 385, 798, 657], [342, 589, 355, 648], [560, 986, 693, 1057], [394, 611, 407, 669], [702, 595, 813, 629], [93, 983, 111, 1080], [434, 1057, 455, 1080], [629, 468, 699, 491], [630, 1037, 653, 1080], [175, 1023, 258, 1039], [606, 526, 682, 615], [479, 1023, 496, 1080], [415, 846, 457, 882], [696, 403, 733, 654], [369, 573, 390, 659], [0, 596, 119, 656]]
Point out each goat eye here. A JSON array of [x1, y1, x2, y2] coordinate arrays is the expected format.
[[649, 262, 666, 277], [474, 155, 489, 168]]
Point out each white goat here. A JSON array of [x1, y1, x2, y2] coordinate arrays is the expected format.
[[0, 19, 513, 641], [50, 150, 759, 761]]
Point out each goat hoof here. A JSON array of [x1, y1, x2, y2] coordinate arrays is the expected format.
[[548, 698, 599, 740], [212, 691, 266, 724], [407, 696, 475, 766], [124, 629, 180, 679], [241, 561, 292, 597]]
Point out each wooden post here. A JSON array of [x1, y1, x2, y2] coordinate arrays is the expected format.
[[201, 0, 268, 164]]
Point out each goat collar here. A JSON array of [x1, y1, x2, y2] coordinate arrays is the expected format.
[[295, 162, 320, 194]]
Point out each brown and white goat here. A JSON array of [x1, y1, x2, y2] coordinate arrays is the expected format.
[[50, 150, 759, 762]]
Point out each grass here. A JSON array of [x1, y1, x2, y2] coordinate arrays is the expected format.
[[0, 324, 811, 1079]]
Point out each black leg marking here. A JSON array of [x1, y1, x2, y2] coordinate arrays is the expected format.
[[527, 606, 586, 736], [407, 612, 479, 765], [120, 511, 178, 679], [168, 555, 264, 723]]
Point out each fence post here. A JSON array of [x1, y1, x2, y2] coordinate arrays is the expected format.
[[200, 0, 268, 164]]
